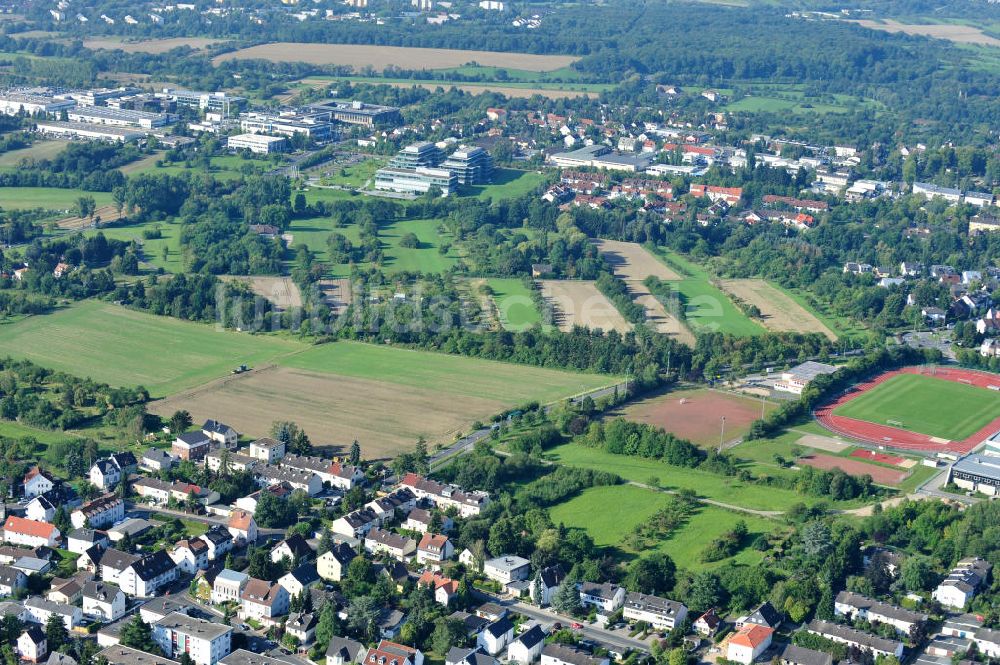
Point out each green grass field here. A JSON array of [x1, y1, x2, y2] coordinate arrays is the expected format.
[[286, 215, 363, 277], [484, 278, 544, 330], [833, 373, 1000, 441], [0, 300, 304, 397], [771, 282, 865, 339], [0, 419, 80, 445], [148, 154, 273, 181], [279, 341, 616, 404], [86, 219, 185, 273], [0, 187, 113, 211], [466, 169, 547, 201], [547, 441, 828, 511], [650, 248, 766, 336], [0, 140, 66, 169], [379, 219, 460, 274], [548, 484, 777, 569]]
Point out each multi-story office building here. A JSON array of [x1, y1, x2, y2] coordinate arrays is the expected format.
[[389, 142, 444, 169], [374, 166, 456, 196], [308, 100, 401, 127], [227, 134, 288, 155], [441, 145, 494, 185]]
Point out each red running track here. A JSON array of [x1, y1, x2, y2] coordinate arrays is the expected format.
[[814, 366, 1000, 455]]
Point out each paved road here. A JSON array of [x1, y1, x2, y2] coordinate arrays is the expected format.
[[128, 503, 286, 538], [475, 591, 649, 654]]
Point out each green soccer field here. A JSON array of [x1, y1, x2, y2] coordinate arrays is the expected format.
[[833, 373, 1000, 441]]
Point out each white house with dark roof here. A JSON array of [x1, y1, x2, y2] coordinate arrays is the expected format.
[[82, 581, 126, 621], [364, 529, 416, 561], [152, 611, 232, 665], [170, 539, 210, 574], [118, 551, 177, 597], [255, 465, 323, 496], [317, 542, 357, 582], [23, 467, 55, 499], [578, 582, 626, 614], [507, 624, 546, 664], [71, 494, 124, 530], [399, 473, 489, 517], [18, 625, 47, 663], [26, 495, 56, 523], [67, 528, 109, 555], [286, 611, 317, 644], [202, 420, 238, 449], [806, 620, 903, 658], [89, 459, 122, 491], [327, 637, 365, 665], [0, 564, 27, 597], [199, 526, 234, 562], [477, 616, 514, 655], [622, 592, 687, 631], [277, 563, 320, 597], [834, 591, 926, 635], [540, 644, 607, 665], [25, 596, 82, 630], [141, 449, 176, 473], [933, 557, 992, 608], [530, 566, 565, 607], [248, 438, 285, 464]]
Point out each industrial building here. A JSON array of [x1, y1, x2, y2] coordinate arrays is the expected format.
[[227, 133, 288, 155], [374, 166, 457, 196], [65, 87, 140, 107], [549, 144, 654, 172], [35, 121, 145, 143], [0, 91, 76, 116], [239, 111, 334, 142], [441, 145, 493, 185], [68, 106, 175, 129], [157, 88, 246, 116], [308, 100, 401, 127]]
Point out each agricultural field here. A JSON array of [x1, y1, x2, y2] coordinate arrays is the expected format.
[[0, 187, 113, 211], [852, 19, 1000, 46], [295, 75, 608, 99], [379, 219, 460, 274], [83, 37, 229, 53], [650, 250, 765, 337], [481, 278, 544, 331], [214, 43, 578, 72], [717, 278, 837, 339], [0, 140, 66, 169], [548, 484, 778, 569], [56, 205, 127, 231], [154, 341, 617, 457], [220, 276, 303, 310], [833, 373, 1000, 441], [615, 387, 775, 448], [0, 301, 304, 397], [538, 280, 632, 334]]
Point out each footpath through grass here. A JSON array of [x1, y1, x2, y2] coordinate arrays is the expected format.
[[833, 373, 1000, 441]]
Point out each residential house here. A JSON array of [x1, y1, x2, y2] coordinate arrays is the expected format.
[[281, 455, 365, 490], [170, 539, 210, 574], [71, 494, 125, 530], [736, 602, 783, 630], [118, 551, 178, 597], [67, 529, 109, 555], [255, 465, 323, 496], [539, 644, 607, 665], [332, 508, 381, 539], [378, 609, 407, 639], [477, 617, 514, 656], [18, 626, 47, 663], [98, 549, 140, 585], [727, 625, 773, 664], [483, 556, 531, 585], [199, 526, 234, 562], [82, 581, 126, 621], [139, 596, 195, 624], [327, 637, 365, 665], [0, 565, 26, 597], [317, 543, 357, 583], [89, 459, 122, 491], [690, 184, 742, 205], [23, 467, 55, 499], [47, 577, 84, 604], [933, 557, 992, 609], [416, 533, 453, 566], [248, 438, 285, 464], [806, 620, 903, 658], [622, 592, 688, 631], [286, 612, 317, 644], [271, 534, 315, 564], [278, 563, 320, 597], [777, 644, 833, 665], [530, 565, 565, 607], [578, 582, 626, 614], [173, 431, 212, 461], [240, 578, 290, 626], [694, 608, 721, 636], [365, 489, 417, 523], [364, 529, 416, 561], [25, 596, 82, 630], [2, 516, 61, 548], [362, 641, 423, 665], [26, 496, 56, 523], [140, 449, 176, 473], [202, 420, 238, 449], [227, 510, 257, 545], [152, 611, 232, 665], [446, 648, 497, 665], [834, 591, 927, 636], [211, 569, 249, 605], [405, 509, 453, 534], [398, 473, 490, 517], [507, 624, 546, 664], [417, 571, 459, 606]]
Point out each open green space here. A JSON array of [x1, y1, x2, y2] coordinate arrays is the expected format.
[[304, 74, 613, 93], [0, 140, 66, 170], [0, 419, 81, 445], [318, 157, 385, 189], [548, 484, 778, 569], [484, 278, 543, 330], [466, 168, 547, 201], [771, 282, 866, 340], [279, 341, 616, 404], [0, 187, 113, 211], [84, 218, 186, 273], [379, 218, 460, 274], [833, 373, 1000, 441], [286, 214, 362, 277], [0, 300, 305, 397], [649, 248, 766, 336], [148, 154, 275, 181], [547, 441, 824, 511]]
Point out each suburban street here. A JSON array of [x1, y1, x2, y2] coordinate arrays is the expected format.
[[127, 502, 288, 538]]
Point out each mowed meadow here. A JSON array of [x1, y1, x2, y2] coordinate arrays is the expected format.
[[0, 302, 618, 456]]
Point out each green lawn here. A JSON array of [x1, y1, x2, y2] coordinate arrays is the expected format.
[[649, 248, 766, 336], [379, 219, 460, 274], [548, 484, 778, 569], [279, 341, 617, 404], [86, 219, 186, 273], [318, 157, 385, 189], [148, 155, 272, 181], [0, 300, 305, 397], [548, 440, 836, 511], [0, 419, 81, 445], [833, 373, 1000, 441], [0, 140, 66, 169], [286, 215, 363, 277], [0, 187, 113, 211], [484, 278, 544, 330], [466, 168, 547, 201]]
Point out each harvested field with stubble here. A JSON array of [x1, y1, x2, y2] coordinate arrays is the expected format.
[[717, 278, 837, 339], [148, 365, 509, 460], [84, 37, 228, 53], [213, 43, 578, 71], [56, 205, 127, 230], [538, 280, 632, 333], [852, 19, 1000, 46], [220, 276, 303, 311]]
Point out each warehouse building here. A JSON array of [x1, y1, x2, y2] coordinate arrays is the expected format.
[[68, 106, 175, 129], [35, 121, 145, 143], [0, 91, 76, 116]]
